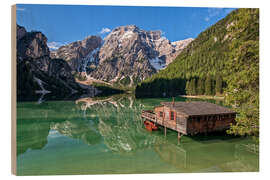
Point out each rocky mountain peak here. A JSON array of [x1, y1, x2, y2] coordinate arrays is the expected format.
[[172, 38, 194, 50], [16, 24, 27, 40], [50, 25, 193, 86], [111, 24, 139, 32], [16, 24, 98, 99], [165, 38, 194, 65], [50, 35, 103, 71], [17, 29, 50, 60], [98, 25, 160, 64], [81, 35, 102, 49]]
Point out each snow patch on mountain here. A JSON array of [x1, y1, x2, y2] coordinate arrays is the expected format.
[[80, 47, 100, 71], [149, 57, 166, 70]]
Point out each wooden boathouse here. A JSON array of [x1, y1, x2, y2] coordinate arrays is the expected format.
[[141, 101, 236, 140]]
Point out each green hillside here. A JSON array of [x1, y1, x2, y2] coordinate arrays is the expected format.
[[136, 8, 259, 137], [135, 8, 258, 98]]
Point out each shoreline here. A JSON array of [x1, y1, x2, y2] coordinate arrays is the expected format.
[[179, 95, 224, 100]]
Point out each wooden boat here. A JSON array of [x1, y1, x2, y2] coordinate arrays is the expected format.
[[144, 120, 158, 131]]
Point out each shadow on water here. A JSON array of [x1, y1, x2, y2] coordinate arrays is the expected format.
[[186, 131, 241, 142], [17, 79, 125, 103], [16, 94, 259, 175], [17, 92, 107, 103]]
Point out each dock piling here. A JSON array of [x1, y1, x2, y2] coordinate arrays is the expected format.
[[177, 132, 182, 144]]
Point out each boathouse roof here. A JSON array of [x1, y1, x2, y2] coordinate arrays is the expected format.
[[160, 101, 236, 116]]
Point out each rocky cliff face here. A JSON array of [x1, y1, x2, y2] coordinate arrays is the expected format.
[[91, 25, 192, 86], [52, 25, 192, 86], [168, 38, 194, 65], [89, 25, 160, 85], [50, 36, 102, 71], [17, 28, 50, 72], [16, 24, 98, 100], [16, 24, 27, 41]]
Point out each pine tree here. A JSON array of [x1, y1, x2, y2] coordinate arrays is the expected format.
[[185, 81, 191, 95], [215, 73, 223, 95], [197, 77, 205, 95], [190, 78, 197, 95], [205, 75, 212, 95]]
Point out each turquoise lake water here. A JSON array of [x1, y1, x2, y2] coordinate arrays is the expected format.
[[16, 95, 259, 175]]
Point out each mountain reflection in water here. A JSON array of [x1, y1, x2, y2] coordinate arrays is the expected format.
[[16, 94, 259, 175]]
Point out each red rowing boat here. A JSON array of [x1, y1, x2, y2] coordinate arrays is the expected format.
[[144, 120, 158, 131]]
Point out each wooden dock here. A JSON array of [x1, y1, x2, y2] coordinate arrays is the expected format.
[[141, 110, 184, 141], [141, 101, 236, 141]]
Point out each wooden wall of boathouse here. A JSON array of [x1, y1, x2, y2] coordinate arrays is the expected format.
[[154, 106, 188, 135], [153, 106, 236, 135], [186, 114, 236, 135]]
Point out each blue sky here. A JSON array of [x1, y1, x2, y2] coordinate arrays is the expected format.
[[16, 4, 235, 50]]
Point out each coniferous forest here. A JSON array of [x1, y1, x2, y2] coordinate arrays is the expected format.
[[135, 9, 259, 137]]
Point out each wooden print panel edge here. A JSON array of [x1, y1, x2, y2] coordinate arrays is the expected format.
[[11, 4, 17, 175]]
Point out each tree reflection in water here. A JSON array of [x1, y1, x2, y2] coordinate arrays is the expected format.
[[75, 94, 166, 153], [17, 94, 259, 173]]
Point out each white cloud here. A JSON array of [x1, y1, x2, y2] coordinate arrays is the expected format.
[[100, 28, 111, 34], [16, 7, 25, 11], [47, 42, 66, 51]]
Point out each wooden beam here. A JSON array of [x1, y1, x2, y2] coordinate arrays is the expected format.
[[164, 126, 167, 136], [178, 132, 183, 144]]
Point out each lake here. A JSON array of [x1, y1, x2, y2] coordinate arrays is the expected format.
[[16, 94, 259, 175]]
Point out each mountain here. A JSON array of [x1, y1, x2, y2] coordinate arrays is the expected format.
[[50, 36, 102, 71], [135, 9, 259, 98], [89, 25, 163, 86], [51, 25, 192, 86], [16, 25, 98, 100], [89, 25, 192, 86]]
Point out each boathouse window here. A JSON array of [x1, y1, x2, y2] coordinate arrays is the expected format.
[[159, 111, 163, 117], [170, 111, 175, 121]]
